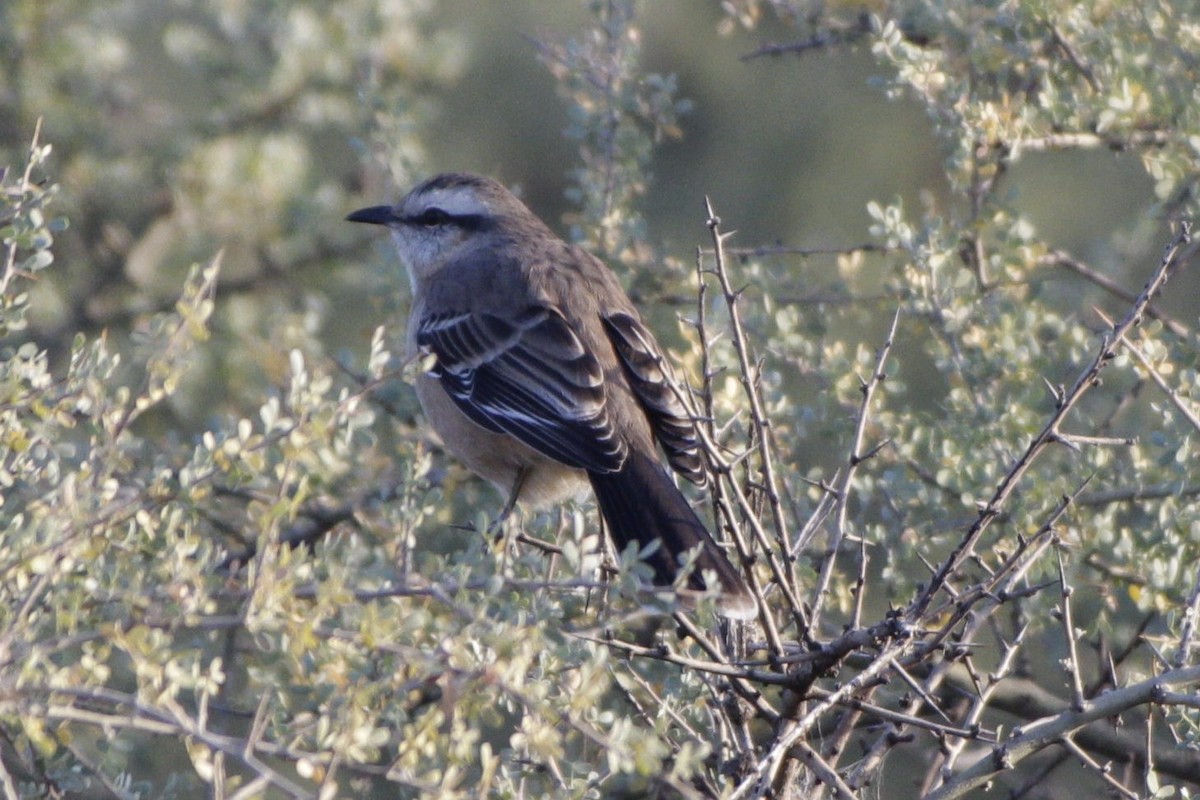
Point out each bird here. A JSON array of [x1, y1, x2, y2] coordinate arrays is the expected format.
[[347, 172, 756, 619]]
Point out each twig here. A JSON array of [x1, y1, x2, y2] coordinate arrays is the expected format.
[[930, 623, 1029, 788], [1077, 482, 1200, 507], [1016, 129, 1172, 154], [1059, 736, 1139, 800], [891, 659, 953, 722], [1106, 316, 1200, 435], [1049, 431, 1136, 449], [1177, 563, 1200, 671], [925, 663, 1200, 800], [810, 685, 993, 742], [810, 308, 900, 633], [704, 197, 808, 635], [730, 640, 909, 799], [1040, 249, 1190, 339], [1054, 547, 1087, 711], [581, 631, 794, 687], [33, 694, 315, 798], [1158, 691, 1200, 709], [847, 482, 1082, 789], [939, 662, 1200, 785], [911, 223, 1192, 620], [0, 117, 45, 298], [794, 741, 856, 800], [611, 663, 706, 746], [683, 391, 788, 651], [1048, 23, 1101, 93], [913, 478, 1088, 663], [788, 482, 836, 560], [684, 243, 782, 646], [739, 16, 873, 62], [716, 242, 891, 259]]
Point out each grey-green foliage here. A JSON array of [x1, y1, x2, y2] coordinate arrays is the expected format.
[[711, 1, 1200, 794], [0, 130, 659, 799], [533, 0, 692, 268], [851, 0, 1200, 613], [2, 0, 1200, 799], [1, 6, 705, 798], [0, 0, 459, 425]]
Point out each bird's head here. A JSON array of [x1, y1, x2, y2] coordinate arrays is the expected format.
[[347, 173, 544, 284]]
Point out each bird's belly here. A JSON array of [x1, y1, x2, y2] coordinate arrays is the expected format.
[[414, 374, 589, 508]]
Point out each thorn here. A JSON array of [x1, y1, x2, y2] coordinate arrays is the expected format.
[[1049, 431, 1083, 453], [1042, 376, 1065, 408], [859, 438, 892, 463], [1092, 305, 1116, 328]]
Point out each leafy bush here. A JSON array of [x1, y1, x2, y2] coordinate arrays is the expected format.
[[1, 1, 1199, 799]]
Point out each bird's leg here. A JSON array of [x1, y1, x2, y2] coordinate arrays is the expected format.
[[588, 513, 614, 618], [488, 466, 529, 542]]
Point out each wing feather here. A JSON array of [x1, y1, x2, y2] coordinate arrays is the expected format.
[[602, 312, 706, 485], [418, 306, 625, 473]]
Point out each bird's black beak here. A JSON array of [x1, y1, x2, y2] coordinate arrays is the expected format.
[[346, 205, 398, 226]]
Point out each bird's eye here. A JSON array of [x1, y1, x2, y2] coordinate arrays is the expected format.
[[415, 207, 451, 227]]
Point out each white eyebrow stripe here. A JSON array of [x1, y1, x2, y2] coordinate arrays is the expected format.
[[410, 188, 490, 217]]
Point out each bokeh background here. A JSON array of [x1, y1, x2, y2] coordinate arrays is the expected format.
[[3, 0, 1174, 413]]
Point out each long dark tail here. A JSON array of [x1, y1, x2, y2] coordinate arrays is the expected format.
[[589, 450, 756, 619]]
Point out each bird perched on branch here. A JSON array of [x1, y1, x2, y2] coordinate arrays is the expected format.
[[348, 173, 755, 619]]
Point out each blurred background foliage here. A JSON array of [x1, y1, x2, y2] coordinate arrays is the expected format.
[[2, 0, 1199, 798], [2, 0, 1186, 425]]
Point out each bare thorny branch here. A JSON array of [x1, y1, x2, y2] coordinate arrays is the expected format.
[[809, 308, 900, 635], [912, 223, 1193, 620], [597, 196, 1199, 798], [702, 196, 808, 640]]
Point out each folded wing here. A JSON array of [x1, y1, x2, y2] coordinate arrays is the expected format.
[[417, 306, 626, 473], [602, 312, 706, 485]]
